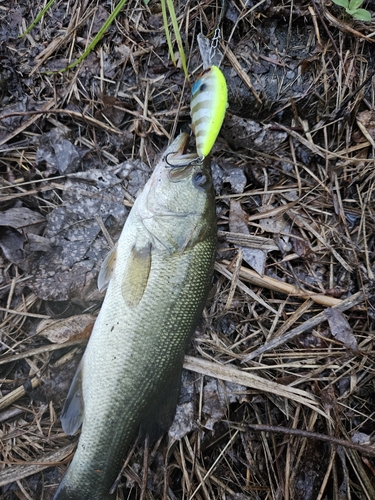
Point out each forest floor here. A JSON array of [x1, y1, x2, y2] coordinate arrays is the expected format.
[[1, 0, 375, 499]]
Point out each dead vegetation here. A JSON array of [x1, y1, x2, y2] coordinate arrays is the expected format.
[[1, 0, 375, 498]]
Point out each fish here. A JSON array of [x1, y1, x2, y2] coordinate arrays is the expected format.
[[53, 133, 217, 500], [190, 65, 228, 159]]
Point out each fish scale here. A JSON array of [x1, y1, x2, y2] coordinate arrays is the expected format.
[[53, 134, 217, 499]]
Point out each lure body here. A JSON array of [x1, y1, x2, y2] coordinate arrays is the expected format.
[[191, 65, 227, 158]]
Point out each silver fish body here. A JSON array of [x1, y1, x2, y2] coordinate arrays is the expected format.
[[53, 133, 217, 500]]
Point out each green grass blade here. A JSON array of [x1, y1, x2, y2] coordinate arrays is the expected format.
[[19, 0, 57, 38], [56, 0, 129, 73], [161, 0, 176, 66], [166, 0, 189, 80]]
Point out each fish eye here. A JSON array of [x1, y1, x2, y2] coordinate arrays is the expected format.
[[199, 83, 207, 92], [193, 171, 211, 191]]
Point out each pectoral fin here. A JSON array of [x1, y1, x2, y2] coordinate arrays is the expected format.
[[60, 360, 84, 435], [122, 244, 152, 308], [98, 244, 118, 292]]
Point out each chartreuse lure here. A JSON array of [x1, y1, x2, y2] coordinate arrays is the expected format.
[[190, 65, 228, 159]]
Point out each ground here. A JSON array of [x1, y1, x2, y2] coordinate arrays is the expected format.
[[1, 0, 375, 499]]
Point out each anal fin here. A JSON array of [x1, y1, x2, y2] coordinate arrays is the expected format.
[[61, 360, 84, 435], [139, 365, 183, 443]]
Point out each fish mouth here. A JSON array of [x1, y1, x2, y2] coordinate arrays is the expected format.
[[162, 133, 203, 172], [164, 133, 191, 159]]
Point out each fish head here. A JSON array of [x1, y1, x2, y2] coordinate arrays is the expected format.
[[139, 133, 216, 252]]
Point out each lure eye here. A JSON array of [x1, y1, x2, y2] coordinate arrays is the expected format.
[[193, 171, 211, 191]]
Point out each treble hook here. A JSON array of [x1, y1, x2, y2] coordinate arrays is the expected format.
[[163, 152, 204, 169]]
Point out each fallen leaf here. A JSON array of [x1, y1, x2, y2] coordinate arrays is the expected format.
[[36, 128, 83, 175], [169, 370, 198, 440], [221, 113, 287, 152], [229, 200, 267, 275], [0, 207, 46, 234], [211, 161, 247, 195], [36, 314, 96, 343], [0, 227, 25, 266], [325, 307, 358, 352], [28, 166, 137, 301], [356, 110, 375, 148]]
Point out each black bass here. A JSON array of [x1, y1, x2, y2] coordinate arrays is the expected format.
[[53, 133, 217, 499]]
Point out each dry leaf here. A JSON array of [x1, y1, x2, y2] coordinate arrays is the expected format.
[[229, 200, 267, 275], [325, 308, 358, 352], [356, 110, 375, 148], [36, 314, 96, 343]]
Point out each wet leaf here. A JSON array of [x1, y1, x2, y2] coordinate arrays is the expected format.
[[0, 227, 24, 265], [221, 114, 287, 152], [211, 162, 247, 195], [0, 207, 45, 234], [24, 234, 52, 253], [32, 357, 82, 407], [320, 384, 338, 413], [36, 128, 83, 174], [28, 166, 138, 301], [294, 441, 329, 500], [351, 431, 374, 447], [325, 307, 358, 352], [229, 200, 267, 275], [92, 5, 110, 34], [168, 400, 196, 440], [291, 230, 314, 260], [169, 370, 197, 440], [36, 314, 95, 343], [203, 378, 247, 430], [259, 216, 290, 234], [202, 379, 225, 429], [97, 94, 126, 126]]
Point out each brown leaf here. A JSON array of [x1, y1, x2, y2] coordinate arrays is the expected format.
[[325, 308, 358, 352], [36, 314, 96, 344], [357, 110, 375, 141], [229, 200, 266, 275]]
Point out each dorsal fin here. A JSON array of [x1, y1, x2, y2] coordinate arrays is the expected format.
[[121, 244, 152, 308], [61, 360, 84, 435], [97, 244, 118, 292]]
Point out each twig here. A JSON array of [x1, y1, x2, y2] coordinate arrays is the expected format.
[[242, 288, 365, 361], [220, 260, 343, 307], [183, 355, 328, 418], [247, 424, 375, 457], [0, 338, 88, 366], [0, 443, 76, 486]]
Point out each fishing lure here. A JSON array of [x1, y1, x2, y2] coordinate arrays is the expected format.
[[190, 65, 227, 159]]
